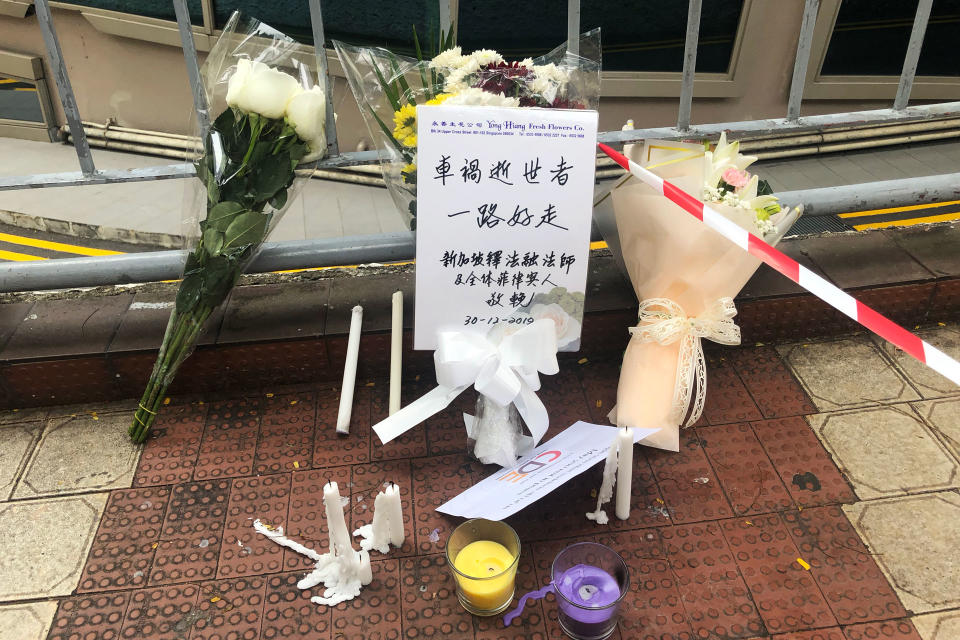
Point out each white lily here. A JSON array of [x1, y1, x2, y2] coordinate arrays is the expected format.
[[703, 132, 758, 192]]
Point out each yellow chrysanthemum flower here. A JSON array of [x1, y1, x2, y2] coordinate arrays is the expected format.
[[401, 162, 416, 183], [426, 93, 452, 106], [402, 134, 417, 147], [392, 103, 416, 142]]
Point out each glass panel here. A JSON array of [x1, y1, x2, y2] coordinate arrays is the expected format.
[[821, 0, 960, 77], [0, 75, 44, 123], [457, 0, 744, 73], [213, 0, 440, 53], [61, 0, 204, 25]]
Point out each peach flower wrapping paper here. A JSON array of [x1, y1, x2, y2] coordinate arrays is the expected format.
[[608, 140, 800, 451]]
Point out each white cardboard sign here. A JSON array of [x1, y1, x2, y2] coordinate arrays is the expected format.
[[414, 105, 599, 350], [436, 421, 659, 521]]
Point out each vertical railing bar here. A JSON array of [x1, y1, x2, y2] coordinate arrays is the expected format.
[[894, 0, 933, 111], [172, 0, 210, 135], [308, 0, 339, 157], [33, 0, 96, 177], [676, 0, 702, 131], [438, 0, 452, 39], [786, 0, 819, 121], [567, 0, 581, 56]]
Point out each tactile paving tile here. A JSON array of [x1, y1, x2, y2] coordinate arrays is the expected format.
[[780, 507, 906, 626], [218, 474, 291, 579], [261, 572, 332, 640], [727, 346, 817, 418], [134, 402, 207, 487], [661, 521, 765, 639], [330, 558, 402, 640], [752, 417, 856, 508], [399, 554, 474, 639], [572, 359, 620, 425], [701, 359, 764, 425], [151, 479, 230, 585], [313, 386, 371, 468], [722, 514, 837, 635], [842, 619, 923, 640], [47, 592, 131, 640], [646, 428, 733, 523], [78, 486, 169, 592], [537, 369, 593, 443], [283, 466, 351, 572], [772, 630, 845, 640], [351, 459, 416, 558], [371, 382, 428, 461], [191, 576, 266, 640], [194, 397, 262, 480], [411, 454, 488, 555], [699, 422, 795, 515], [119, 583, 201, 640], [255, 392, 317, 474]]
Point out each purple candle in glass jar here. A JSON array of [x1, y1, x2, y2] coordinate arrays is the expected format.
[[552, 544, 629, 640]]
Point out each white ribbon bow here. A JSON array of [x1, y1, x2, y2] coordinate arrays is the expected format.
[[372, 319, 560, 446], [629, 297, 741, 428]]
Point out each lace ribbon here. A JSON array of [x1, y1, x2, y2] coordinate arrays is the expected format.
[[629, 297, 741, 428]]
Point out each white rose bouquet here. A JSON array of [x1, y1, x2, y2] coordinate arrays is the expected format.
[[129, 13, 330, 443], [334, 29, 601, 228]]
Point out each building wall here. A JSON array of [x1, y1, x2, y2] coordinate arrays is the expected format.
[[0, 2, 910, 151]]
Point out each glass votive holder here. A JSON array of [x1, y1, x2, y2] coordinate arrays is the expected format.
[[552, 542, 630, 640], [445, 518, 520, 616]]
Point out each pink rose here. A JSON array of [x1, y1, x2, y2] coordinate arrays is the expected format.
[[722, 167, 750, 188]]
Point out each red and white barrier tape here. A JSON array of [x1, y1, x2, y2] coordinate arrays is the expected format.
[[597, 142, 960, 386]]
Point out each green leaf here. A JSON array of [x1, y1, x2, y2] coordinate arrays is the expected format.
[[175, 273, 203, 313], [369, 53, 401, 112], [206, 201, 245, 231], [250, 151, 292, 202], [371, 108, 409, 156], [222, 211, 268, 252], [388, 53, 415, 106], [198, 255, 236, 307], [206, 173, 220, 204], [202, 227, 223, 256], [269, 189, 288, 210], [757, 179, 774, 197]]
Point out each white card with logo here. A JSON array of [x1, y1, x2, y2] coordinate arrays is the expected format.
[[436, 421, 659, 520], [414, 105, 599, 351]]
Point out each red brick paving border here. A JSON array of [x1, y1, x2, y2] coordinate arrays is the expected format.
[[48, 346, 925, 639]]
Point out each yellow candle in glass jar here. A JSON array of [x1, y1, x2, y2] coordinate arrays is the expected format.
[[453, 540, 517, 611]]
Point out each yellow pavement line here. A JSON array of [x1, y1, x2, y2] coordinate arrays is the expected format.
[[853, 211, 960, 230], [838, 199, 960, 219], [590, 240, 608, 250], [0, 249, 47, 261], [0, 232, 123, 257], [0, 79, 15, 84], [14, 87, 37, 92]]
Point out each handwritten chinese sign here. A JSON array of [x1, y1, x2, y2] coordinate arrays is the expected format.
[[414, 105, 599, 350]]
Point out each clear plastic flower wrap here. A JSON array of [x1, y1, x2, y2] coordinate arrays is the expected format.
[[129, 11, 330, 443], [333, 30, 601, 228]]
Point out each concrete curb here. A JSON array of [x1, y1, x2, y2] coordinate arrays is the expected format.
[[0, 208, 185, 249]]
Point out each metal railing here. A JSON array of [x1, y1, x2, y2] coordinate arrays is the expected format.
[[0, 0, 958, 293]]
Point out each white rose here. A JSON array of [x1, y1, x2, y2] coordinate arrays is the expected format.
[[530, 303, 581, 348], [443, 87, 520, 108], [226, 59, 302, 119], [286, 85, 326, 156]]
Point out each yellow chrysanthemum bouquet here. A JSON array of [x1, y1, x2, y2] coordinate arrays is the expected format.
[[334, 29, 601, 228]]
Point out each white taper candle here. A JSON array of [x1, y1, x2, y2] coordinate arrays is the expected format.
[[615, 427, 634, 520], [389, 291, 403, 415], [385, 483, 405, 547], [336, 305, 363, 434]]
